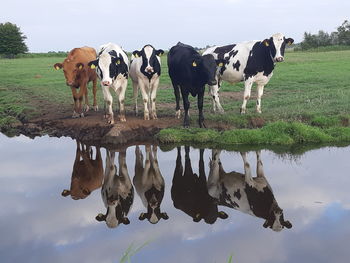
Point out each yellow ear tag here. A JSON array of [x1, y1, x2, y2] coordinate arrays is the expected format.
[[264, 41, 269, 47], [192, 61, 197, 67], [288, 41, 292, 45], [78, 65, 83, 70], [218, 62, 223, 67], [117, 60, 121, 65], [90, 64, 96, 69], [135, 53, 139, 58], [55, 66, 60, 70]]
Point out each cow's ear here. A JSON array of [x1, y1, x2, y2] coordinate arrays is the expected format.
[[122, 217, 130, 225], [262, 39, 270, 47], [283, 220, 292, 229], [95, 213, 106, 222], [88, 60, 98, 69], [218, 211, 228, 219], [61, 189, 70, 197], [132, 50, 142, 58], [156, 49, 164, 57], [285, 38, 294, 45], [161, 212, 169, 220], [263, 220, 269, 228], [54, 63, 63, 70], [76, 63, 84, 70], [193, 213, 202, 222], [139, 213, 147, 220], [216, 59, 225, 67]]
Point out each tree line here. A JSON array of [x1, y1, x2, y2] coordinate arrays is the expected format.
[[300, 20, 350, 50]]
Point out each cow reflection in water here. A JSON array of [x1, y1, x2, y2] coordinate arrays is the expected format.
[[171, 146, 228, 224], [62, 141, 103, 200], [96, 150, 134, 228], [133, 145, 168, 224], [208, 150, 292, 231]]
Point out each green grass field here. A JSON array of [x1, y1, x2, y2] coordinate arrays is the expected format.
[[1, 50, 350, 144]]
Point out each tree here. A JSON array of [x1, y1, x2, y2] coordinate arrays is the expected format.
[[337, 20, 350, 45], [0, 22, 28, 57]]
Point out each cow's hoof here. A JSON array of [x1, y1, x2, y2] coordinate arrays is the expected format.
[[175, 110, 181, 119], [151, 113, 158, 120], [72, 112, 79, 118], [119, 116, 126, 122], [80, 112, 84, 118], [199, 122, 206, 128], [144, 115, 150, 121], [93, 105, 99, 111], [107, 119, 115, 125], [84, 105, 90, 112], [240, 108, 246, 114]]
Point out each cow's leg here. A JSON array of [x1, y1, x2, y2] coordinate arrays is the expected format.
[[116, 80, 127, 122], [172, 81, 181, 119], [78, 96, 84, 117], [180, 88, 190, 128], [241, 152, 254, 186], [256, 150, 265, 178], [92, 78, 98, 111], [101, 85, 114, 124], [241, 78, 254, 114], [83, 84, 90, 112], [197, 89, 206, 128], [256, 85, 264, 114], [150, 78, 159, 119], [139, 80, 150, 120], [132, 81, 139, 116], [207, 150, 221, 198], [142, 145, 151, 184], [209, 82, 224, 114]]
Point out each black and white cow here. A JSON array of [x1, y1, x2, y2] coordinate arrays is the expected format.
[[133, 145, 168, 224], [95, 149, 134, 228], [203, 33, 294, 114], [207, 150, 292, 231], [88, 43, 129, 124], [129, 45, 164, 120], [168, 42, 224, 127], [171, 146, 228, 224]]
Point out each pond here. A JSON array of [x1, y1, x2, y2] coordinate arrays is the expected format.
[[0, 133, 350, 263]]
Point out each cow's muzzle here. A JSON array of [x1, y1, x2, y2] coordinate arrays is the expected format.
[[208, 80, 217, 86], [102, 81, 111, 86], [275, 57, 284, 62]]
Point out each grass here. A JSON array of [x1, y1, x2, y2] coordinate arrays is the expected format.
[[0, 50, 350, 145]]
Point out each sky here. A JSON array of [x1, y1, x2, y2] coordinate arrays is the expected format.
[[1, 0, 349, 52]]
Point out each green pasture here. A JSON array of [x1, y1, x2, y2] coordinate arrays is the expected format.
[[0, 49, 350, 144]]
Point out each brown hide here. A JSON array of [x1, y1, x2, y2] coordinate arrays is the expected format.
[[54, 47, 98, 116], [62, 141, 103, 200]]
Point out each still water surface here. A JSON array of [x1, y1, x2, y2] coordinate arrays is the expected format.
[[0, 133, 350, 263]]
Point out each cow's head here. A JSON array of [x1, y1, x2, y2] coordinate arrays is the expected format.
[[54, 60, 85, 87], [132, 45, 164, 79], [139, 207, 169, 224], [88, 51, 126, 87], [61, 184, 91, 200], [262, 33, 294, 63], [191, 54, 224, 86], [95, 204, 131, 228], [263, 203, 292, 231]]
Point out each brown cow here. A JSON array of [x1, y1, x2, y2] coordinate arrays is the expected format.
[[54, 47, 98, 118], [62, 141, 103, 200]]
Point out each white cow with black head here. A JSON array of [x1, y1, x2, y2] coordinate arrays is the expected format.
[[203, 33, 294, 114], [133, 145, 168, 224], [207, 150, 292, 231], [88, 43, 129, 124], [129, 45, 164, 120], [96, 149, 134, 228]]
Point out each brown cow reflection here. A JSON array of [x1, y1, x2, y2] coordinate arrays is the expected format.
[[208, 150, 292, 231], [62, 141, 103, 200], [133, 145, 168, 224], [96, 149, 134, 228], [171, 146, 228, 224]]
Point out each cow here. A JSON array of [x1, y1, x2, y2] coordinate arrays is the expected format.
[[88, 43, 129, 124], [203, 33, 294, 114], [61, 141, 103, 200], [168, 42, 224, 128], [95, 149, 134, 228], [54, 46, 98, 118], [171, 146, 228, 224], [129, 45, 164, 120], [207, 150, 292, 231], [133, 145, 168, 224]]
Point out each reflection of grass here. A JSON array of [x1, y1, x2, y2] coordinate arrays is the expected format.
[[227, 254, 233, 263], [119, 241, 151, 263]]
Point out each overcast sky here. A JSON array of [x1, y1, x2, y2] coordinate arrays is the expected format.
[[1, 0, 349, 52]]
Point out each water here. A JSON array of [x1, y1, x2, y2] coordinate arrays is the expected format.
[[0, 133, 350, 263]]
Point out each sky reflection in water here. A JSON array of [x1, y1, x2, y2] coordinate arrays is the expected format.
[[0, 133, 349, 263]]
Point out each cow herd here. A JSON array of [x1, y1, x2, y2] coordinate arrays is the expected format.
[[54, 33, 294, 127], [62, 143, 292, 231]]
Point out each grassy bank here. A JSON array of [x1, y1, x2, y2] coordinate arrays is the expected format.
[[0, 49, 349, 145]]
